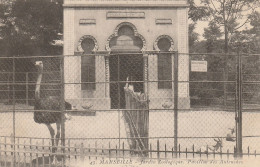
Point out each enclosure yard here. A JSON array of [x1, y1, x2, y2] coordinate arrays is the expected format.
[[1, 103, 260, 154]]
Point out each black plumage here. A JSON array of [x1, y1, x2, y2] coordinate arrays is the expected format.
[[34, 96, 72, 124], [33, 61, 71, 124]]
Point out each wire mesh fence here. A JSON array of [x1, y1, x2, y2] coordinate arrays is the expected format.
[[0, 52, 260, 165]]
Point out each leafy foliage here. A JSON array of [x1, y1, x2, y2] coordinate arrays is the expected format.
[[0, 0, 63, 57], [188, 0, 210, 52], [203, 21, 223, 52], [200, 0, 260, 52], [189, 23, 200, 52], [188, 0, 210, 22]]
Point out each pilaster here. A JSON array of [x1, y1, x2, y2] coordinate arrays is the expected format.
[[177, 7, 190, 108], [64, 8, 76, 100]]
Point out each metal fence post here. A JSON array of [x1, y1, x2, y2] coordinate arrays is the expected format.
[[236, 51, 243, 158], [8, 72, 10, 103], [60, 55, 66, 160], [224, 53, 227, 106], [117, 54, 121, 149], [26, 72, 29, 105], [145, 53, 150, 157], [80, 143, 84, 162], [223, 68, 226, 106], [12, 56, 16, 167], [174, 51, 179, 154]]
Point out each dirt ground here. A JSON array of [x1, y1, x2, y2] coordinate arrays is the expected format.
[[0, 103, 260, 154]]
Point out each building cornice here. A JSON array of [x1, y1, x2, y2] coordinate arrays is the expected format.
[[63, 4, 189, 8]]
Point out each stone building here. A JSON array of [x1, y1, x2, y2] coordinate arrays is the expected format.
[[63, 0, 190, 110]]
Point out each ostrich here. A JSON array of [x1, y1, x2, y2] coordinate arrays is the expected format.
[[226, 127, 236, 142], [162, 100, 173, 109], [197, 138, 223, 153], [34, 61, 72, 154]]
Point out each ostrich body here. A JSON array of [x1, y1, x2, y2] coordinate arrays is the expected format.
[[34, 61, 71, 154], [226, 128, 235, 142]]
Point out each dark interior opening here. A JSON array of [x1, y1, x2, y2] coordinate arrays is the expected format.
[[109, 54, 144, 109]]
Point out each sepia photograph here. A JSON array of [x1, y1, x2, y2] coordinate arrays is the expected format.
[[0, 0, 260, 166]]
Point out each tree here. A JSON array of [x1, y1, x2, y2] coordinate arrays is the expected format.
[[0, 0, 63, 104], [199, 0, 259, 105], [203, 21, 223, 52], [0, 0, 63, 58], [188, 0, 210, 52], [201, 0, 260, 53], [189, 23, 200, 52], [245, 11, 260, 53], [188, 0, 209, 22]]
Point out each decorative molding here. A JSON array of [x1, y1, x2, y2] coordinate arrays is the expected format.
[[77, 35, 98, 53], [79, 19, 96, 25], [107, 11, 145, 19], [143, 55, 148, 93], [155, 19, 172, 25], [105, 57, 110, 97], [105, 22, 146, 51], [105, 34, 115, 52], [136, 34, 146, 52], [115, 22, 138, 36], [154, 35, 174, 51]]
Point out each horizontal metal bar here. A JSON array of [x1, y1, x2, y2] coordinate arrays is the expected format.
[[0, 80, 258, 85], [0, 83, 60, 86], [0, 150, 81, 156], [2, 135, 254, 140], [0, 80, 241, 85], [180, 52, 260, 56], [0, 136, 218, 141], [0, 143, 80, 151], [0, 89, 60, 92], [1, 148, 259, 158], [190, 88, 227, 92], [242, 81, 260, 84], [178, 53, 238, 56], [0, 52, 259, 59], [0, 108, 238, 112], [0, 71, 60, 74], [0, 55, 63, 59]]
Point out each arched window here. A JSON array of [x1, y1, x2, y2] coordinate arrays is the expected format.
[[155, 36, 174, 89], [79, 36, 97, 90], [109, 25, 143, 52], [106, 22, 146, 52]]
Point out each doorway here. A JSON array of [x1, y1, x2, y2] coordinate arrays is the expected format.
[[109, 54, 144, 109]]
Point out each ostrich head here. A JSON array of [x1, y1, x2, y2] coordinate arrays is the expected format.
[[35, 61, 43, 71], [228, 127, 235, 134]]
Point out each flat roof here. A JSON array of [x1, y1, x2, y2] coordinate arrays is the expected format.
[[64, 0, 189, 8]]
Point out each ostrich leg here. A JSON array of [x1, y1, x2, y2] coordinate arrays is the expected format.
[[46, 124, 56, 153]]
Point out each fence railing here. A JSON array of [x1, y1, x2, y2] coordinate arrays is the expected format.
[[0, 136, 259, 167]]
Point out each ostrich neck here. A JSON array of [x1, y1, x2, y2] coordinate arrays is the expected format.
[[35, 68, 42, 101]]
